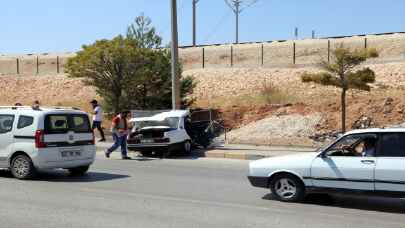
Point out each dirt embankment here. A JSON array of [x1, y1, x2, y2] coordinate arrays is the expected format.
[[0, 61, 404, 147], [183, 61, 405, 146], [0, 75, 97, 112]]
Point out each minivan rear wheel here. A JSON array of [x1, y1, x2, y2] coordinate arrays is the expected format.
[[11, 155, 36, 179], [68, 165, 90, 176]]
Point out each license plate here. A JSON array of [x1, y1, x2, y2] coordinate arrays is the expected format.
[[61, 150, 82, 158], [141, 139, 154, 143]]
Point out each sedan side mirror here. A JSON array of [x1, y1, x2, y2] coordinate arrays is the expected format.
[[319, 152, 328, 158]]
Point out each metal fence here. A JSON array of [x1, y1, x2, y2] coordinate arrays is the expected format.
[[0, 53, 73, 76], [179, 32, 405, 70], [1, 33, 404, 76]]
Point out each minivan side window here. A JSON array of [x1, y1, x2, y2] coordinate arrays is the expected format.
[[17, 115, 34, 129], [0, 115, 15, 134], [379, 133, 405, 157]]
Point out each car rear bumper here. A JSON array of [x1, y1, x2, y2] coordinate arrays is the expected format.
[[32, 146, 96, 169], [127, 142, 184, 152], [127, 143, 170, 151], [34, 158, 95, 169], [248, 176, 269, 188]]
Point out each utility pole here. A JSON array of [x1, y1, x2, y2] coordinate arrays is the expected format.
[[192, 0, 200, 46], [235, 0, 240, 44], [225, 0, 258, 44], [171, 0, 181, 109]]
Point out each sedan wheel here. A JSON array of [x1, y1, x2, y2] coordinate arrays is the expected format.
[[275, 178, 297, 199], [270, 174, 305, 202]]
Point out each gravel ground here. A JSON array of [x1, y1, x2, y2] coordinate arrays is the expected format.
[[226, 113, 323, 146], [0, 75, 97, 111], [185, 61, 405, 106]]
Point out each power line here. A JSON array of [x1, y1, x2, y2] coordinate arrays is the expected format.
[[224, 0, 259, 44], [203, 9, 232, 44]]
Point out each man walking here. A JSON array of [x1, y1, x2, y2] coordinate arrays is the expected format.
[[90, 100, 106, 142], [105, 111, 131, 160]]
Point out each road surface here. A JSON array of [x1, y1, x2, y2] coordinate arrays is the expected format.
[[0, 153, 404, 228]]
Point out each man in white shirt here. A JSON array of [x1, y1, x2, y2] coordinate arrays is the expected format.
[[90, 100, 106, 142]]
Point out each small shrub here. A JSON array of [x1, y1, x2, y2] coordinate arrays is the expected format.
[[367, 48, 379, 58], [260, 82, 294, 105]]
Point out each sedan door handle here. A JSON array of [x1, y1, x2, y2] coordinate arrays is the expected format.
[[361, 160, 375, 164]]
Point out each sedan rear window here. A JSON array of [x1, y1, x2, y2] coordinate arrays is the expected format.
[[45, 114, 91, 134], [380, 133, 405, 157]]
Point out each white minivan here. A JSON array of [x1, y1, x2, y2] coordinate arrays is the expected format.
[[0, 106, 96, 179]]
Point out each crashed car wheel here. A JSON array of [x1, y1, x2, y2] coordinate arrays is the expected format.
[[183, 141, 192, 154]]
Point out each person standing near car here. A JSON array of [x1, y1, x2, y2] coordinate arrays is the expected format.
[[105, 111, 131, 160], [32, 100, 40, 110], [90, 100, 106, 142]]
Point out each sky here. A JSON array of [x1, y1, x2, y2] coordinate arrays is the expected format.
[[0, 0, 404, 54]]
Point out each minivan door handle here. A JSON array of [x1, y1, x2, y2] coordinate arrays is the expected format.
[[361, 160, 375, 164]]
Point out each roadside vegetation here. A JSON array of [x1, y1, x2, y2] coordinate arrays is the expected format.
[[65, 14, 196, 113], [301, 47, 378, 132]]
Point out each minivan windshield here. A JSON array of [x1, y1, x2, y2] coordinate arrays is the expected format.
[[135, 117, 179, 130], [45, 114, 91, 134]]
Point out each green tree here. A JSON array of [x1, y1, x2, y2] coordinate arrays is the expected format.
[[65, 36, 147, 113], [66, 14, 195, 113], [301, 47, 378, 132], [127, 14, 162, 49]]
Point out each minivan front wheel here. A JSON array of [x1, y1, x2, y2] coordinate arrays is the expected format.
[[11, 155, 36, 179], [68, 165, 90, 176]]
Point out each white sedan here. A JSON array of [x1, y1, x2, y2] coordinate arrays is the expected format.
[[248, 128, 405, 202]]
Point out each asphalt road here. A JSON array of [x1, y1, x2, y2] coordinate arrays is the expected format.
[[1, 153, 405, 228]]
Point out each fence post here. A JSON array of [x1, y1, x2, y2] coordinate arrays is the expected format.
[[293, 42, 296, 64], [261, 44, 264, 66], [16, 58, 20, 74], [56, 56, 60, 74], [364, 37, 368, 49], [327, 40, 331, 63], [36, 56, 39, 75], [230, 46, 233, 67], [202, 48, 205, 68]]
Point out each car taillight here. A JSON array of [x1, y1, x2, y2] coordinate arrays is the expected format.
[[35, 130, 47, 148]]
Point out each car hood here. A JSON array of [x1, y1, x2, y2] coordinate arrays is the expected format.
[[249, 152, 319, 177]]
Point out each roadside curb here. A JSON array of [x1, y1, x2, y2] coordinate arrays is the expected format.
[[96, 143, 317, 161]]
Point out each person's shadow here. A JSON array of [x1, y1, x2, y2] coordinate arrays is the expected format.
[[262, 193, 405, 214], [0, 169, 130, 183]]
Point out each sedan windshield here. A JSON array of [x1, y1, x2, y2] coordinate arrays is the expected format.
[[135, 117, 180, 129]]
